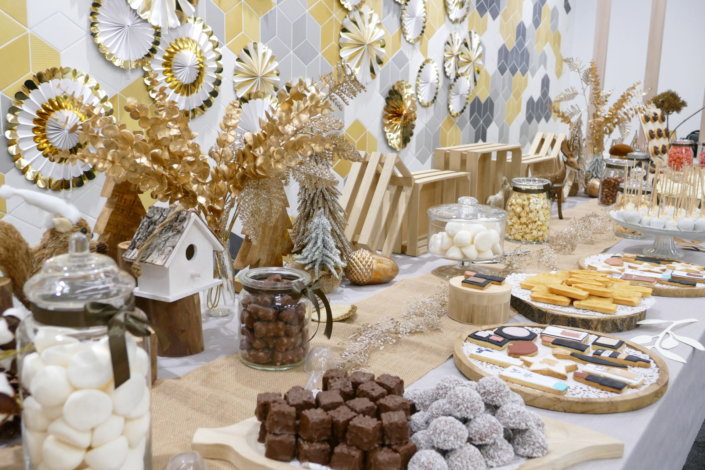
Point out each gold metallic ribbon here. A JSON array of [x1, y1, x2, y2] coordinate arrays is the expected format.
[[31, 300, 150, 388], [292, 280, 334, 340]]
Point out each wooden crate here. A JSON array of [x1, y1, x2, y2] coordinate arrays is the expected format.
[[340, 152, 413, 256], [433, 142, 522, 204], [396, 169, 471, 256], [522, 132, 566, 176]]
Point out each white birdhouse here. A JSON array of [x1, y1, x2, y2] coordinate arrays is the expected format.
[[123, 207, 224, 302]]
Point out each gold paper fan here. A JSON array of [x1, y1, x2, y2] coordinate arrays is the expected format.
[[443, 32, 465, 80], [462, 30, 484, 85], [339, 5, 386, 82], [4, 67, 113, 191], [340, 0, 364, 10], [401, 0, 426, 44], [444, 0, 469, 23], [448, 74, 473, 118], [415, 59, 439, 107], [233, 42, 280, 100], [90, 0, 160, 69], [144, 16, 222, 117], [383, 80, 417, 151], [128, 0, 197, 29]]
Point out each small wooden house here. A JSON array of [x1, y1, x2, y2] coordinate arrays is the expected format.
[[123, 207, 223, 302]]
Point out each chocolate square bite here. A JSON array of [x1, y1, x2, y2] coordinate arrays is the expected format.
[[367, 447, 402, 470], [316, 390, 344, 411], [323, 369, 348, 390], [265, 401, 296, 435], [297, 439, 331, 465], [350, 371, 375, 390], [264, 433, 296, 462], [392, 441, 417, 468], [328, 377, 355, 400], [357, 381, 388, 402], [299, 408, 332, 442], [330, 443, 365, 470], [346, 397, 377, 417], [376, 395, 412, 417], [284, 386, 316, 416], [257, 421, 267, 443], [328, 405, 358, 442], [381, 411, 409, 445], [375, 374, 404, 396], [255, 392, 283, 421], [346, 415, 382, 451]]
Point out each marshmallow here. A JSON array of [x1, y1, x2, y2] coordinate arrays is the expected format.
[[85, 436, 129, 470], [477, 250, 494, 260], [428, 233, 443, 254], [453, 230, 473, 247], [41, 435, 85, 470], [34, 328, 78, 353], [21, 352, 44, 390], [112, 377, 147, 416], [92, 415, 125, 448], [118, 446, 145, 470], [473, 231, 494, 252], [67, 346, 112, 389], [131, 347, 150, 379], [0, 318, 12, 345], [30, 365, 73, 408], [486, 228, 500, 245], [48, 418, 92, 449], [41, 342, 83, 368], [444, 246, 463, 260], [123, 414, 150, 447], [650, 218, 666, 229], [26, 429, 46, 465], [0, 372, 12, 396], [63, 390, 113, 431], [491, 243, 503, 255], [677, 219, 695, 232], [24, 396, 51, 432], [445, 221, 466, 237], [43, 404, 65, 420], [665, 219, 678, 230], [460, 245, 478, 260], [439, 232, 452, 251]]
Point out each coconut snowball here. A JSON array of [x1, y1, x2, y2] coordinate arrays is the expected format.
[[408, 449, 449, 470], [480, 436, 515, 467], [426, 398, 452, 419], [446, 444, 487, 470], [466, 413, 503, 445], [495, 403, 536, 430], [511, 427, 549, 458], [405, 388, 437, 411], [433, 375, 469, 399], [411, 429, 434, 450], [428, 416, 468, 451], [410, 411, 430, 433], [477, 376, 512, 407], [445, 387, 484, 421]]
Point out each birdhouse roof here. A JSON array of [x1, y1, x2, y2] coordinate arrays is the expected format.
[[122, 207, 223, 267]]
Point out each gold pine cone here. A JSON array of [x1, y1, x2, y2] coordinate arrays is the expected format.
[[345, 249, 399, 285], [586, 178, 601, 198]]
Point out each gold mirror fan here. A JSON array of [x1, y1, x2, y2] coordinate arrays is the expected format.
[[383, 80, 417, 151]]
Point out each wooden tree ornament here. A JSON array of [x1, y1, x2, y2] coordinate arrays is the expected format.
[[94, 178, 146, 261]]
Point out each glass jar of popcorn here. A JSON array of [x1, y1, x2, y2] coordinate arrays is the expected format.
[[427, 198, 506, 277], [238, 267, 315, 371], [506, 178, 552, 243], [17, 233, 152, 470]]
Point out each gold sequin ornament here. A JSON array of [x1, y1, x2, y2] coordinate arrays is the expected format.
[[345, 249, 399, 285]]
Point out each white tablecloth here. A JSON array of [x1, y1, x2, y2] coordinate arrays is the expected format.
[[159, 198, 705, 470]]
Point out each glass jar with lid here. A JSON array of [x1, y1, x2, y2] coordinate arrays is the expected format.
[[599, 158, 634, 206], [626, 151, 651, 175], [239, 267, 315, 370], [18, 233, 152, 470], [427, 198, 507, 278], [668, 140, 694, 170], [506, 178, 552, 243]]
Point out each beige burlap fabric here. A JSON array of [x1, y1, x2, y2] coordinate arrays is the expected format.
[[0, 199, 618, 469]]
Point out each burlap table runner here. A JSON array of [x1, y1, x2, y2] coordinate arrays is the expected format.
[[0, 199, 617, 469]]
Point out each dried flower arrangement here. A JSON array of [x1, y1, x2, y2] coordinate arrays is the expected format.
[[650, 90, 687, 132], [552, 58, 643, 180], [74, 64, 365, 267]]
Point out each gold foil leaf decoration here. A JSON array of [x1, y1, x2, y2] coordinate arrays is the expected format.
[[383, 80, 417, 151]]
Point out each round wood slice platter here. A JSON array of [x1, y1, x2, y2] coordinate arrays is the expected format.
[[193, 415, 624, 470], [454, 323, 669, 414], [578, 254, 705, 298]]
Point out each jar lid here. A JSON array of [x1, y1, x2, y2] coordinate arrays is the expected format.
[[427, 197, 506, 223], [604, 158, 635, 168], [626, 151, 650, 161], [24, 233, 135, 311], [239, 266, 311, 292], [511, 177, 551, 193], [672, 139, 694, 146]]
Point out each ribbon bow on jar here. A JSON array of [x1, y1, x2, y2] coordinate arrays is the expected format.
[[292, 279, 334, 340]]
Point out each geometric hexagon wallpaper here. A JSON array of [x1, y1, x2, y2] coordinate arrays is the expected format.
[[0, 0, 571, 244]]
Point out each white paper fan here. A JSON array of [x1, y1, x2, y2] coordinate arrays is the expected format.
[[448, 74, 473, 117], [401, 0, 426, 44], [339, 6, 386, 82], [415, 59, 439, 107], [128, 0, 197, 29], [238, 97, 276, 135], [233, 42, 280, 100]]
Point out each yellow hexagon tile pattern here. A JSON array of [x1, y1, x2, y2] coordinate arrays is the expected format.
[[0, 33, 30, 94], [0, 10, 25, 46], [440, 116, 462, 147], [535, 3, 552, 53], [0, 0, 26, 26], [505, 72, 528, 124], [552, 31, 563, 77], [466, 10, 488, 37], [29, 33, 60, 72], [420, 0, 447, 56], [474, 67, 491, 101], [499, 0, 523, 49]]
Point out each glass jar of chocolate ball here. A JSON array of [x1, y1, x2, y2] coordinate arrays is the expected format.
[[239, 267, 312, 370], [599, 158, 634, 206], [506, 178, 552, 243]]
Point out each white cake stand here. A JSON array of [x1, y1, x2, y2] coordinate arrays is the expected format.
[[609, 213, 705, 258]]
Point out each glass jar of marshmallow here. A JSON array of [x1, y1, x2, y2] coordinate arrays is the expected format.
[[427, 198, 506, 277], [17, 233, 151, 470]]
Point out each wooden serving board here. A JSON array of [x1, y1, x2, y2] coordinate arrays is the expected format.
[[192, 416, 624, 470], [454, 323, 669, 414], [578, 254, 705, 298]]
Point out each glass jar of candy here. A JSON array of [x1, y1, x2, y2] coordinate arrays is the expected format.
[[18, 233, 152, 470], [668, 140, 694, 170], [626, 151, 651, 176], [599, 158, 633, 206], [239, 267, 313, 370], [506, 178, 552, 243]]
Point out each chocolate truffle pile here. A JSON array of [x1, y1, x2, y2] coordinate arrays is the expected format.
[[240, 274, 308, 367], [255, 369, 417, 469], [404, 376, 548, 469]]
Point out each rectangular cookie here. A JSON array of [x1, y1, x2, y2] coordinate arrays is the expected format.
[[573, 297, 617, 314], [610, 293, 641, 306], [542, 326, 589, 343], [476, 273, 505, 285], [592, 349, 651, 368], [572, 283, 614, 298], [573, 371, 627, 393], [466, 331, 510, 350], [499, 365, 568, 395], [548, 285, 590, 300], [582, 365, 642, 387], [530, 291, 571, 307], [591, 336, 625, 351], [541, 336, 590, 353], [659, 278, 697, 287], [462, 277, 492, 290], [553, 351, 627, 368], [465, 344, 522, 368]]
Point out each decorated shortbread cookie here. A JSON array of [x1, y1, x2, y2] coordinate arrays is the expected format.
[[573, 371, 627, 393], [520, 355, 577, 380], [466, 331, 509, 350], [464, 344, 522, 368], [495, 326, 537, 342], [592, 349, 651, 368], [541, 326, 589, 343], [541, 336, 590, 353], [591, 336, 625, 351], [499, 366, 568, 395], [581, 365, 642, 388], [553, 351, 627, 369], [507, 341, 538, 358]]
